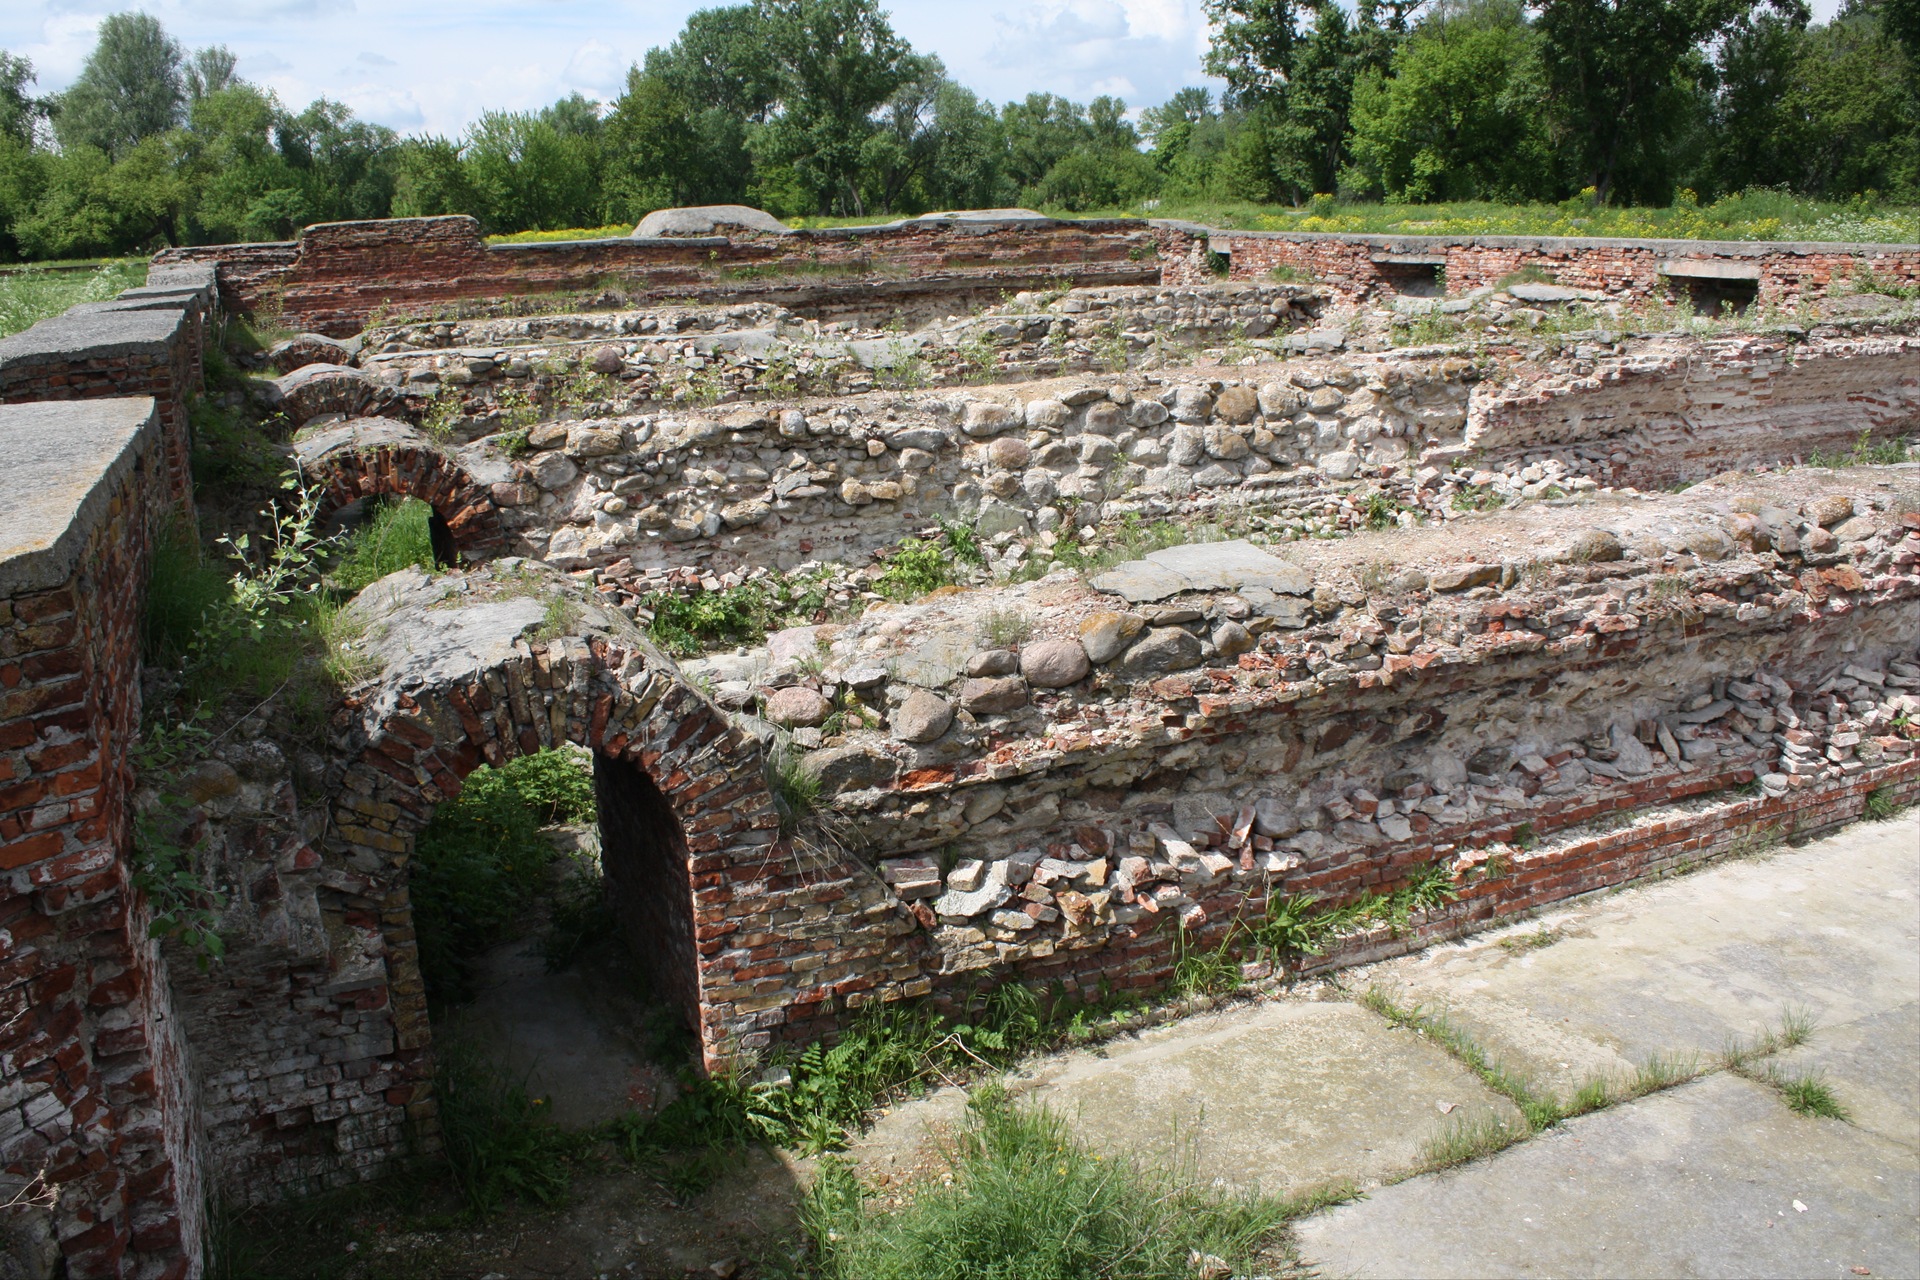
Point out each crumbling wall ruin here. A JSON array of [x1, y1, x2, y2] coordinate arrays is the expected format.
[[3, 211, 1919, 1276]]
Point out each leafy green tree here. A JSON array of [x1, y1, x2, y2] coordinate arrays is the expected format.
[[185, 46, 238, 101], [1782, 1, 1919, 197], [1348, 0, 1560, 201], [54, 12, 187, 159], [1532, 0, 1801, 202], [177, 82, 296, 241], [752, 0, 923, 213], [392, 136, 483, 218], [12, 138, 184, 258], [1, 52, 44, 145], [462, 108, 601, 231], [1205, 0, 1309, 105], [278, 99, 399, 224]]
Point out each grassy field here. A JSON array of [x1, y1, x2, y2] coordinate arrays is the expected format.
[[487, 224, 635, 244], [0, 258, 148, 338], [787, 192, 1919, 242]]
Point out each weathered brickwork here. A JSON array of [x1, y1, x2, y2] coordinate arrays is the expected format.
[[3, 210, 1917, 1271], [156, 215, 1172, 337], [0, 266, 218, 520], [0, 401, 202, 1279], [293, 418, 509, 563], [1212, 229, 1920, 308]]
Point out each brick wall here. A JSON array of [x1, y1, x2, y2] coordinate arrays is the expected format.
[[155, 216, 1167, 337], [0, 264, 219, 517], [0, 400, 202, 1279], [1212, 230, 1920, 307]]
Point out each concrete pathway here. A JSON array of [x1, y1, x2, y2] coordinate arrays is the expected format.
[[856, 813, 1920, 1278], [1295, 813, 1920, 1280]]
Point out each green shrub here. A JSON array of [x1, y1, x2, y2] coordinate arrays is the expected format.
[[643, 572, 831, 656], [875, 537, 953, 600], [329, 498, 438, 594], [804, 1087, 1288, 1280], [410, 748, 593, 1002]]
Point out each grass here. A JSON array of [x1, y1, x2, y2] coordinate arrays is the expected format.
[[1807, 430, 1914, 468], [642, 572, 831, 656], [0, 257, 147, 337], [779, 191, 1920, 244], [486, 224, 634, 244], [1496, 926, 1563, 954], [409, 749, 595, 1003], [327, 498, 438, 594], [1766, 1068, 1850, 1120], [434, 1036, 582, 1215], [1368, 992, 1844, 1177], [1720, 1009, 1851, 1120], [802, 1086, 1297, 1280]]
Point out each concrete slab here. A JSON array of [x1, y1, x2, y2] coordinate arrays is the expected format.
[[1004, 1000, 1524, 1196], [1295, 1072, 1918, 1280], [0, 398, 160, 594], [1355, 815, 1920, 1103]]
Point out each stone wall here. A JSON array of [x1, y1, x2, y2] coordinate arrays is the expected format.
[[658, 472, 1920, 1028], [0, 400, 202, 1279], [1212, 229, 1920, 308], [380, 329, 1916, 577]]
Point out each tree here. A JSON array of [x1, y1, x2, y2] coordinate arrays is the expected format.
[[1532, 0, 1803, 202], [1782, 2, 1919, 197], [461, 108, 600, 231], [1347, 0, 1559, 201], [393, 136, 482, 218], [1205, 0, 1309, 105], [185, 46, 238, 101], [54, 12, 186, 159], [753, 0, 922, 214], [1, 52, 44, 145]]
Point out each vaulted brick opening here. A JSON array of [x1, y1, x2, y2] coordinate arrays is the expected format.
[[593, 753, 700, 1031]]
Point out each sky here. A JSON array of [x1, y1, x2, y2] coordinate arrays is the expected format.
[[0, 0, 1224, 138]]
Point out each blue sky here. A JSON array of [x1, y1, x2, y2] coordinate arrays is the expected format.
[[1, 0, 1220, 137]]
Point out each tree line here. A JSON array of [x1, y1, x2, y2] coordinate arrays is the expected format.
[[0, 0, 1913, 262]]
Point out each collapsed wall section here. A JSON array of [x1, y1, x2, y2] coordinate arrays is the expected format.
[[683, 472, 1918, 1042]]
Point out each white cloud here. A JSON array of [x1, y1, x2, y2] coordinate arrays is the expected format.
[[1, 0, 1227, 135]]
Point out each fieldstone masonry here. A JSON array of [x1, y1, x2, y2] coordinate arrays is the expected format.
[[1, 209, 1917, 1276]]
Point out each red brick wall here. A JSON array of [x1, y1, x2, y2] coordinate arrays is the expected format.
[[0, 424, 204, 1279], [156, 215, 1170, 337], [1214, 231, 1920, 306]]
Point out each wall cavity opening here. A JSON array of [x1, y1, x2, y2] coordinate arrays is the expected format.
[[1372, 254, 1447, 297], [594, 753, 701, 1032]]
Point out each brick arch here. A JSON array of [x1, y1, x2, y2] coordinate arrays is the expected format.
[[294, 417, 509, 562], [326, 626, 787, 1102]]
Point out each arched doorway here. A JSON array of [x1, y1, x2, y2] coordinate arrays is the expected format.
[[595, 753, 701, 1031]]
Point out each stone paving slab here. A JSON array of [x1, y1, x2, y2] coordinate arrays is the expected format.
[[1294, 1072, 1918, 1280], [1354, 815, 1920, 1101], [1004, 1000, 1523, 1196]]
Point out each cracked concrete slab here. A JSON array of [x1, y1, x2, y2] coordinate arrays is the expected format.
[[1294, 1072, 1917, 1280], [1003, 1000, 1523, 1197], [1351, 815, 1920, 1103]]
